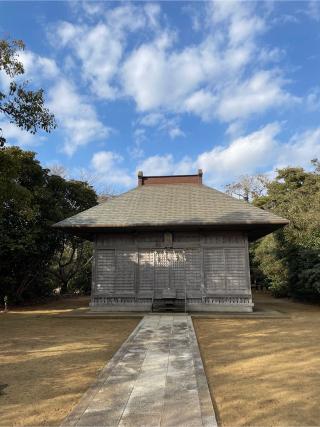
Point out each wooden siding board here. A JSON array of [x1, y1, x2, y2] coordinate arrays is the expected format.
[[115, 250, 135, 295], [204, 248, 225, 293], [91, 244, 96, 299], [203, 246, 250, 295], [245, 235, 252, 292], [93, 231, 252, 304], [95, 249, 115, 294]]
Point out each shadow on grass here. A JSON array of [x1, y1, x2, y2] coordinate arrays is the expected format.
[[0, 384, 8, 396], [0, 314, 141, 426]]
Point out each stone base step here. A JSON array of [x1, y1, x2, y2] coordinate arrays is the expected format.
[[152, 299, 186, 312]]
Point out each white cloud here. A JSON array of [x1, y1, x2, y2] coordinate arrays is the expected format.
[[225, 121, 245, 138], [91, 150, 134, 187], [19, 51, 60, 80], [48, 79, 111, 155], [168, 127, 185, 139], [258, 47, 284, 64], [0, 45, 111, 156], [121, 34, 219, 112], [306, 1, 320, 21], [216, 71, 297, 122], [54, 21, 80, 46], [135, 123, 281, 188], [129, 145, 145, 160], [139, 113, 164, 127], [137, 154, 175, 176], [54, 4, 160, 100], [208, 0, 266, 46], [229, 14, 265, 46], [0, 121, 43, 146], [120, 1, 294, 123], [133, 128, 147, 144], [137, 113, 185, 139], [184, 90, 217, 121], [136, 123, 320, 189], [306, 87, 320, 111], [144, 3, 161, 30], [0, 69, 12, 92], [47, 1, 297, 128], [160, 118, 185, 139], [137, 154, 193, 177], [130, 128, 146, 159], [56, 21, 122, 99], [0, 50, 59, 91], [91, 150, 121, 170], [70, 122, 320, 191], [80, 1, 105, 17], [277, 128, 320, 169], [196, 123, 280, 185], [105, 3, 149, 34]]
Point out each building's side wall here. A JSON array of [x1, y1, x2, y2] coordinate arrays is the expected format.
[[91, 231, 253, 312]]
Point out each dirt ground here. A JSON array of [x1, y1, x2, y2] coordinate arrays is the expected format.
[[193, 292, 320, 427], [0, 297, 141, 426]]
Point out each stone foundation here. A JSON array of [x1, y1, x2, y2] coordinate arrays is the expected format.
[[90, 296, 254, 313]]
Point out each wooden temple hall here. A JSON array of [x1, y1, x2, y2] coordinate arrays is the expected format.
[[54, 170, 288, 312]]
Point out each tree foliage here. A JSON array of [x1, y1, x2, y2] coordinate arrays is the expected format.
[[49, 238, 93, 295], [0, 38, 56, 146], [249, 162, 320, 301], [0, 146, 97, 304]]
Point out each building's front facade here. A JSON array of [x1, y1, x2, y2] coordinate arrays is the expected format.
[[92, 229, 253, 312], [54, 171, 288, 312]]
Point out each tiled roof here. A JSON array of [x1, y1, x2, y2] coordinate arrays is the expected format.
[[53, 184, 289, 230]]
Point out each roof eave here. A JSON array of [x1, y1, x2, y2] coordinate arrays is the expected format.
[[53, 220, 289, 241]]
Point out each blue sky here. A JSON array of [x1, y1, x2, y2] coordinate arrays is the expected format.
[[1, 0, 320, 193]]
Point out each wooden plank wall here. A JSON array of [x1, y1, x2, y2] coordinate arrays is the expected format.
[[93, 231, 251, 299]]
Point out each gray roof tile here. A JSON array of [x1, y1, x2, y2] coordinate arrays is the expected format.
[[53, 184, 289, 229]]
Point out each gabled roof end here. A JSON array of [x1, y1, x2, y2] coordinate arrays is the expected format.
[[137, 170, 203, 186]]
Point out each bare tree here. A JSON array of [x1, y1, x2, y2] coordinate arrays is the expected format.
[[225, 174, 269, 202], [49, 164, 68, 179]]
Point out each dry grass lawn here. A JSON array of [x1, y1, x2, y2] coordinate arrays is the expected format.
[[193, 292, 320, 427], [0, 297, 141, 426], [2, 294, 319, 427]]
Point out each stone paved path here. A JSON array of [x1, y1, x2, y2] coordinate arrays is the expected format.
[[63, 315, 217, 427]]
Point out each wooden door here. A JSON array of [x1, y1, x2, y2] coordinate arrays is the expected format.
[[154, 249, 186, 298], [138, 250, 154, 297], [169, 249, 186, 299], [185, 248, 203, 298], [154, 250, 170, 298]]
